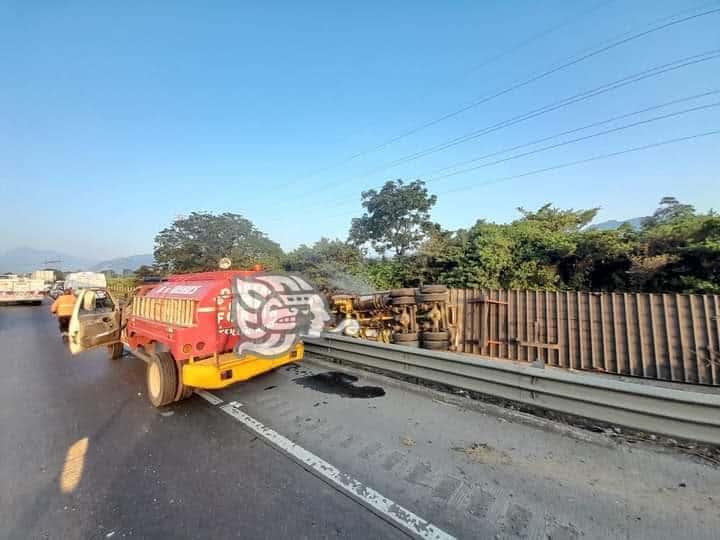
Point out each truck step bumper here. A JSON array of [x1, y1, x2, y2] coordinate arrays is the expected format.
[[182, 342, 304, 390]]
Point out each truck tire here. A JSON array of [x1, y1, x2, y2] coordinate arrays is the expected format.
[[179, 385, 195, 400], [421, 331, 449, 341], [107, 342, 124, 360], [419, 284, 447, 294], [416, 292, 449, 303], [391, 296, 415, 305], [400, 340, 420, 348], [392, 332, 419, 342], [147, 352, 178, 407], [390, 288, 416, 297]]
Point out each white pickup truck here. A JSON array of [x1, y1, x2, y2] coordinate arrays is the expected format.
[[0, 274, 46, 305]]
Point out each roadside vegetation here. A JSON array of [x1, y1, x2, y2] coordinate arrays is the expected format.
[[128, 180, 719, 294]]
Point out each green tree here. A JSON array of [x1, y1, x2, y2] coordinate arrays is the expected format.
[[349, 179, 437, 256], [283, 238, 368, 293], [562, 227, 635, 290], [430, 205, 603, 290], [135, 264, 161, 279], [634, 199, 720, 292], [641, 196, 695, 228], [154, 212, 283, 273]]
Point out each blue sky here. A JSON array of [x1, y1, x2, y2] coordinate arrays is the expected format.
[[1, 0, 719, 260]]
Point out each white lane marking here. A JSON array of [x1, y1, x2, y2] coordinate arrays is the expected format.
[[195, 389, 224, 405], [215, 399, 455, 540]]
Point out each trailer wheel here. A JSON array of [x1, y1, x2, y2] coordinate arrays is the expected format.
[[419, 284, 447, 294], [390, 288, 416, 297], [416, 292, 449, 303], [421, 330, 449, 341], [107, 342, 124, 360], [392, 332, 419, 342], [147, 352, 178, 407]]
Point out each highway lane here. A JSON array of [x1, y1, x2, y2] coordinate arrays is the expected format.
[[2, 304, 720, 539], [0, 305, 405, 540]]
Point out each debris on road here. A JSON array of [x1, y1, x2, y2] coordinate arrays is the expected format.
[[400, 436, 415, 447], [452, 442, 513, 465]]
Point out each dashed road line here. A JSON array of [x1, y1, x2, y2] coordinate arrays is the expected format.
[[194, 389, 223, 405], [196, 391, 455, 540]]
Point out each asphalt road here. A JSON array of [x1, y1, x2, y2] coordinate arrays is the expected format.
[[2, 304, 720, 539], [0, 305, 404, 540]]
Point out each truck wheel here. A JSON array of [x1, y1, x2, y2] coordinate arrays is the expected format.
[[419, 284, 447, 294], [416, 292, 449, 303], [421, 330, 449, 341], [107, 342, 124, 360], [178, 385, 195, 400], [390, 288, 416, 297], [392, 332, 419, 342], [147, 352, 178, 407]]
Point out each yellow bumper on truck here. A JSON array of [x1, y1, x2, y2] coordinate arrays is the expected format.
[[182, 342, 304, 390]]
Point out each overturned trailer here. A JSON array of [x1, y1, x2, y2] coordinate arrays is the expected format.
[[330, 285, 455, 350]]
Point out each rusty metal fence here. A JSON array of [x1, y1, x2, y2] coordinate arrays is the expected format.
[[449, 289, 720, 386]]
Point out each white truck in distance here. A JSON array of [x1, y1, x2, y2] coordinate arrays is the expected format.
[[0, 274, 46, 305], [64, 272, 107, 291]]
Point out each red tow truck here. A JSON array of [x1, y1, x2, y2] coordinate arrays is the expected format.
[[68, 270, 304, 407]]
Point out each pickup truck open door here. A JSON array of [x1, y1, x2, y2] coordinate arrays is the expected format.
[[68, 289, 122, 355]]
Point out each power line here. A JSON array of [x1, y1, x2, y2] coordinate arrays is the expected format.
[[441, 129, 720, 195], [264, 97, 720, 224], [272, 49, 720, 211], [464, 0, 617, 74], [356, 50, 720, 177], [425, 100, 720, 182], [365, 7, 719, 151], [275, 128, 720, 226], [423, 89, 720, 177], [288, 2, 720, 185], [290, 0, 618, 182]]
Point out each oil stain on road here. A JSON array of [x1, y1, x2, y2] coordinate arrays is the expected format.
[[294, 371, 385, 398]]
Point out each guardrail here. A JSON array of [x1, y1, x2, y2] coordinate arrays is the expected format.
[[304, 334, 720, 445]]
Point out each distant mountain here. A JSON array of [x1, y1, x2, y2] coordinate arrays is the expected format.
[[91, 254, 154, 273], [587, 217, 646, 231], [0, 247, 96, 273], [0, 247, 154, 274]]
